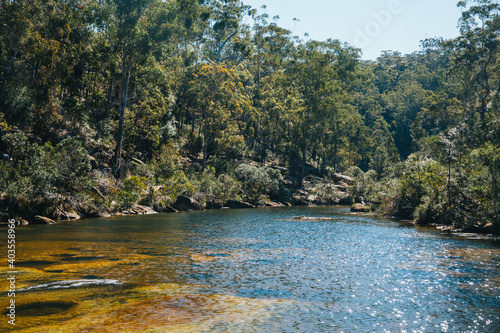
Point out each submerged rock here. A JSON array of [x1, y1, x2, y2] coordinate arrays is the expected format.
[[5, 301, 77, 317], [19, 279, 123, 292], [224, 200, 255, 209]]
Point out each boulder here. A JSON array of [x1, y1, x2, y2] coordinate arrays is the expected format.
[[18, 219, 29, 226], [32, 216, 56, 224], [193, 193, 223, 209], [264, 201, 285, 208], [0, 210, 11, 222], [86, 211, 112, 218], [350, 203, 371, 213], [96, 178, 114, 196], [332, 173, 354, 184], [53, 208, 81, 220], [175, 195, 204, 211], [122, 204, 158, 215], [152, 202, 178, 213], [224, 200, 255, 209], [205, 196, 223, 209]]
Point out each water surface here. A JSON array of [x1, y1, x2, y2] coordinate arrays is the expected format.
[[1, 206, 499, 332]]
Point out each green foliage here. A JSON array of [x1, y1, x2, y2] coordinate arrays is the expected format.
[[150, 141, 181, 181], [1, 132, 92, 216], [0, 0, 498, 235], [234, 164, 283, 203], [115, 176, 147, 210]]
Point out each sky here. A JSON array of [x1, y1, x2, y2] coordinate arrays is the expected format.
[[242, 0, 464, 60]]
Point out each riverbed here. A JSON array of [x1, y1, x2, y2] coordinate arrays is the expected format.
[[1, 206, 499, 332]]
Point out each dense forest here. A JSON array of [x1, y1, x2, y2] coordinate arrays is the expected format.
[[0, 0, 498, 233]]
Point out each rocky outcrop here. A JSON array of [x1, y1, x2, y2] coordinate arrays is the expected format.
[[194, 192, 223, 209], [52, 208, 81, 221], [32, 216, 56, 224], [152, 202, 178, 213], [224, 200, 255, 209], [350, 203, 371, 212], [175, 195, 204, 211], [122, 204, 158, 215]]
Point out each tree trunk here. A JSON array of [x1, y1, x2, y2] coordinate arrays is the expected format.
[[104, 83, 113, 120], [114, 54, 133, 176], [300, 141, 308, 187], [202, 130, 208, 170]]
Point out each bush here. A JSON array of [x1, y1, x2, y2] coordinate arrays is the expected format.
[[115, 176, 146, 210], [234, 164, 283, 203]]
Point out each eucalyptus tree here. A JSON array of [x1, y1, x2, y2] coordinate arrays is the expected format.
[[249, 10, 297, 160], [446, 0, 500, 140], [94, 0, 199, 174], [183, 63, 252, 169], [201, 0, 254, 64], [287, 39, 360, 184]]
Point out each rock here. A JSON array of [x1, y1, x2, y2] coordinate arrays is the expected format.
[[18, 219, 29, 226], [0, 210, 11, 222], [32, 216, 56, 224], [53, 208, 81, 220], [87, 210, 112, 218], [292, 196, 311, 206], [292, 216, 333, 221], [264, 201, 285, 208], [205, 196, 223, 209], [153, 202, 178, 213], [350, 203, 371, 213], [193, 192, 223, 209], [96, 178, 114, 196], [332, 173, 354, 184], [174, 195, 204, 211], [122, 204, 158, 215], [224, 200, 255, 209]]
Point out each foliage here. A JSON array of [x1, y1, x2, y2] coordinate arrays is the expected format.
[[234, 163, 283, 203], [0, 0, 498, 233]]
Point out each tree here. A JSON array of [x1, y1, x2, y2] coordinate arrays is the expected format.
[[109, 0, 199, 175], [202, 0, 254, 64], [183, 63, 251, 169], [447, 0, 500, 138], [287, 39, 360, 184]]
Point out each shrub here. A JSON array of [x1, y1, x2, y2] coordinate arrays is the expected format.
[[234, 164, 283, 203], [115, 176, 146, 210]]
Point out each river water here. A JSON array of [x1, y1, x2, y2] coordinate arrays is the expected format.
[[1, 206, 499, 332]]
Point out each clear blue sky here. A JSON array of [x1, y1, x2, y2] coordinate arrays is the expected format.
[[242, 0, 464, 60]]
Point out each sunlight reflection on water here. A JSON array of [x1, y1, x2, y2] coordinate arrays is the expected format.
[[0, 206, 499, 332]]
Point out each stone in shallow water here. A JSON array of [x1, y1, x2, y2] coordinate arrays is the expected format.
[[19, 279, 123, 292], [3, 301, 77, 317]]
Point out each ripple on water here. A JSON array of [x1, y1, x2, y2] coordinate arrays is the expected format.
[[2, 207, 499, 332]]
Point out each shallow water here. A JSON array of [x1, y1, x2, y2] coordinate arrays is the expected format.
[[1, 206, 499, 332]]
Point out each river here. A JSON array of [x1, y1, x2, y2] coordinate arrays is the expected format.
[[1, 206, 499, 332]]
